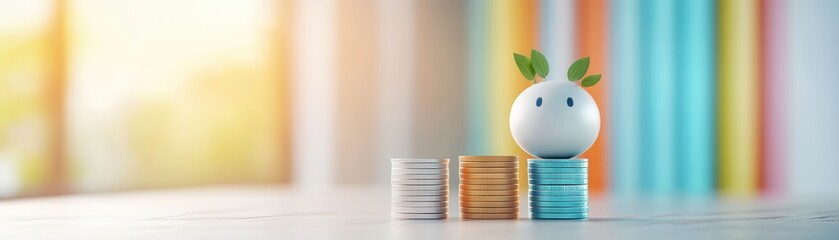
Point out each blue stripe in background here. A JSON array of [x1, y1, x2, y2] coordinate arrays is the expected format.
[[640, 0, 676, 194], [789, 0, 839, 195], [675, 0, 716, 195], [539, 0, 575, 79], [609, 0, 642, 195], [466, 0, 490, 155]]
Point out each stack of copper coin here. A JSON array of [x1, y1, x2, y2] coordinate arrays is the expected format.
[[458, 156, 519, 219]]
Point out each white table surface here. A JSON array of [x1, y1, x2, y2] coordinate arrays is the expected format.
[[0, 185, 836, 239]]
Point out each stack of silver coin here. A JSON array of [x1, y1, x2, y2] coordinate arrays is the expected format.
[[391, 158, 450, 220]]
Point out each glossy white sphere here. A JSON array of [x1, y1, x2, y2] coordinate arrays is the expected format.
[[509, 80, 600, 158]]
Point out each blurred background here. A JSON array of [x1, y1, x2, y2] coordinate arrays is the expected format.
[[0, 0, 837, 199]]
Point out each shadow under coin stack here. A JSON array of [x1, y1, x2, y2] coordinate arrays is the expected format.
[[391, 158, 450, 220], [528, 158, 589, 219], [459, 156, 520, 219]]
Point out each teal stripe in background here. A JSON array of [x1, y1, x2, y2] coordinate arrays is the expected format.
[[466, 0, 490, 154], [640, 0, 676, 194], [675, 0, 716, 195], [609, 0, 642, 195]]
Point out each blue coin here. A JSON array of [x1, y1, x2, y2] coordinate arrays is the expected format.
[[529, 195, 588, 202], [529, 179, 588, 185], [530, 185, 588, 191], [531, 212, 588, 219], [529, 190, 588, 196], [530, 207, 588, 213], [527, 158, 587, 163], [529, 201, 588, 207], [527, 159, 588, 168], [527, 167, 588, 173], [527, 163, 588, 168], [528, 173, 588, 179]]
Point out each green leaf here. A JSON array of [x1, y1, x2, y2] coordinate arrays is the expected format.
[[530, 49, 549, 78], [567, 56, 590, 81], [513, 53, 536, 81], [581, 74, 601, 87]]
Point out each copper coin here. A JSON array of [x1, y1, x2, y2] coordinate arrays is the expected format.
[[460, 178, 518, 185], [459, 173, 518, 179], [460, 162, 518, 168], [460, 195, 518, 202], [459, 190, 518, 196], [460, 184, 518, 191], [461, 207, 518, 214], [461, 213, 518, 219], [460, 201, 519, 208], [460, 168, 518, 174]]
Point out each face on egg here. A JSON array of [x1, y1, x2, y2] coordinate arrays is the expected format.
[[509, 80, 600, 159]]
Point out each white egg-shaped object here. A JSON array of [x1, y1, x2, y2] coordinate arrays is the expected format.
[[509, 80, 600, 158]]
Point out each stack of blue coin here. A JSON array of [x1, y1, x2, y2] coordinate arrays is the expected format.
[[528, 158, 588, 219]]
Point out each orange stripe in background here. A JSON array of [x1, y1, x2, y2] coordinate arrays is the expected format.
[[46, 0, 69, 195], [576, 0, 609, 192], [757, 0, 767, 193], [488, 0, 538, 190], [276, 0, 294, 184], [514, 0, 539, 190]]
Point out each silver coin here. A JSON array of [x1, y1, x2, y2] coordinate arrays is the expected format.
[[391, 206, 448, 214], [392, 185, 449, 191], [391, 158, 450, 164], [392, 201, 448, 208], [392, 163, 448, 169], [392, 190, 449, 196], [391, 179, 448, 185], [391, 213, 447, 220], [392, 169, 449, 175], [391, 174, 449, 180], [392, 195, 449, 202]]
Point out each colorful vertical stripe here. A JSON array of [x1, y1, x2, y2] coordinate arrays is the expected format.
[[275, 0, 294, 183], [675, 0, 716, 194], [640, 0, 676, 194], [609, 0, 642, 195], [759, 0, 787, 196], [48, 0, 69, 194], [577, 0, 610, 192], [334, 0, 378, 184], [11, 0, 836, 197], [718, 0, 760, 195], [466, 0, 491, 156], [539, 0, 576, 73], [376, 0, 416, 183], [292, 0, 337, 187], [486, 0, 537, 189], [412, 0, 469, 180]]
